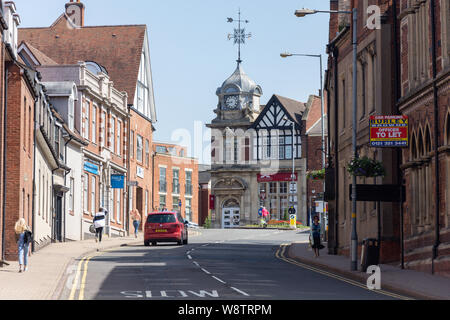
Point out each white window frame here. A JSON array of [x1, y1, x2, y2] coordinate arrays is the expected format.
[[116, 120, 121, 156], [83, 173, 89, 213], [137, 135, 143, 163], [92, 105, 97, 144], [111, 116, 116, 153], [91, 175, 96, 214], [116, 189, 121, 223], [85, 100, 90, 140]]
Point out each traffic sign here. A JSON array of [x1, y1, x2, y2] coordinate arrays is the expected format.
[[288, 207, 296, 215]]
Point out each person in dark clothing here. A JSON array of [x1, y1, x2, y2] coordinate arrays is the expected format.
[[311, 215, 324, 258], [94, 207, 108, 243]]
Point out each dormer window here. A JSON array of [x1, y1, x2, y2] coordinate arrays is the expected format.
[[85, 61, 108, 75]]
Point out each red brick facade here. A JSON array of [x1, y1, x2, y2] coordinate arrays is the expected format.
[[152, 143, 199, 223], [4, 63, 36, 260], [398, 0, 450, 277], [0, 12, 6, 262]]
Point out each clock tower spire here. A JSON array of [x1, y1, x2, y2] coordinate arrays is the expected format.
[[227, 9, 252, 65]]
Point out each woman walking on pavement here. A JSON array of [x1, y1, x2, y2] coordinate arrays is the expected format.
[[131, 209, 141, 238], [311, 215, 324, 258], [94, 207, 108, 244], [15, 218, 32, 273]]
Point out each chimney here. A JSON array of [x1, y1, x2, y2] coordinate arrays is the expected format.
[[65, 0, 85, 28], [329, 0, 339, 41]]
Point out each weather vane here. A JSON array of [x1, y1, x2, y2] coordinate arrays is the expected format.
[[227, 9, 252, 65]]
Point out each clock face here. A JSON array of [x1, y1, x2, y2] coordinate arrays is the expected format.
[[225, 96, 239, 109]]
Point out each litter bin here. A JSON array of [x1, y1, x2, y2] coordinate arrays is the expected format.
[[360, 238, 380, 272]]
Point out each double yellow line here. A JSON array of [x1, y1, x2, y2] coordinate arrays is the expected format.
[[275, 244, 413, 300], [69, 249, 111, 300]]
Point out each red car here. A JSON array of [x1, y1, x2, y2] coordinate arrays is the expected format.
[[144, 212, 188, 246]]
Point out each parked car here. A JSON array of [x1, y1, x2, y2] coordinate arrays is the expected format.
[[144, 212, 188, 246], [185, 220, 200, 229]]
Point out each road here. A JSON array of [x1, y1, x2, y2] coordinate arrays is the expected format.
[[61, 229, 398, 300]]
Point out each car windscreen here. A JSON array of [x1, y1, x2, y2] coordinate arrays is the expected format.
[[147, 214, 176, 224]]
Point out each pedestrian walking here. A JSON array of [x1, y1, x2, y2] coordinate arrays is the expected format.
[[131, 209, 141, 238], [94, 207, 108, 243], [14, 218, 32, 273], [311, 215, 324, 258]]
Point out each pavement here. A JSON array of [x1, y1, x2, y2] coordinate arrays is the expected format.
[[288, 241, 450, 300], [0, 229, 201, 300]]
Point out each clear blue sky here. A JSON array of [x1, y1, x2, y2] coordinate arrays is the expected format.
[[15, 0, 330, 164]]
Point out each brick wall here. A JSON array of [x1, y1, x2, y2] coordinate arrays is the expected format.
[[4, 64, 35, 261], [153, 151, 199, 224], [0, 35, 5, 260]]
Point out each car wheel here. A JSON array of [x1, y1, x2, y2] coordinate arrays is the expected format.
[[152, 241, 157, 246], [183, 233, 188, 245], [178, 234, 183, 246], [144, 241, 150, 247]]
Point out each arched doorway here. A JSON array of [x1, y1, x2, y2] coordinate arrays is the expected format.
[[222, 198, 240, 229]]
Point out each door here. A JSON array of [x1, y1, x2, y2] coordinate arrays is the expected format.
[[54, 196, 63, 242], [222, 208, 240, 229]]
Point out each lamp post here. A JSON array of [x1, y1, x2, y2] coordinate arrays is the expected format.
[[295, 7, 359, 271], [280, 52, 326, 190]]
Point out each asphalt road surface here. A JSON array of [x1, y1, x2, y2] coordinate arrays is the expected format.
[[62, 229, 399, 300]]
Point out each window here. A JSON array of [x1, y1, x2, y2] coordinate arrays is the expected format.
[[111, 187, 116, 222], [137, 135, 143, 162], [68, 97, 74, 131], [269, 183, 277, 194], [173, 169, 180, 194], [29, 106, 32, 153], [54, 127, 60, 159], [85, 100, 90, 140], [111, 117, 116, 152], [91, 176, 96, 214], [116, 189, 121, 223], [186, 171, 193, 195], [23, 97, 26, 150], [173, 196, 180, 212], [145, 139, 150, 167], [159, 167, 167, 192], [101, 111, 106, 148], [156, 146, 166, 153], [159, 195, 166, 210], [92, 105, 97, 144], [69, 177, 74, 212], [83, 174, 89, 213], [116, 120, 121, 155], [185, 199, 192, 222], [279, 182, 288, 194], [130, 130, 134, 158]]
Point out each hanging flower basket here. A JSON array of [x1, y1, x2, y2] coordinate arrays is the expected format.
[[347, 156, 385, 178], [307, 169, 325, 181]]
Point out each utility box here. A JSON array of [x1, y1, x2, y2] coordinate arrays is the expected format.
[[361, 238, 380, 272]]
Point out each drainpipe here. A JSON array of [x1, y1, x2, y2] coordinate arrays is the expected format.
[[126, 106, 131, 236], [430, 0, 440, 274], [31, 95, 38, 253], [1, 64, 8, 262]]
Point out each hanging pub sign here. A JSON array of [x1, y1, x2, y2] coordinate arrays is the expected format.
[[111, 174, 125, 189], [370, 115, 408, 147]]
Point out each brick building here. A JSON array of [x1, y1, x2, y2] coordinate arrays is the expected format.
[[0, 0, 8, 264], [19, 0, 157, 237], [198, 164, 211, 227], [397, 0, 449, 276], [152, 142, 199, 224], [303, 95, 328, 225], [324, 0, 401, 263]]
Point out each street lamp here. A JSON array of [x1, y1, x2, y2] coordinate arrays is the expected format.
[[296, 7, 359, 271], [283, 117, 296, 214], [280, 52, 326, 182]]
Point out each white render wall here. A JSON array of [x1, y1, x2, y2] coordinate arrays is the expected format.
[[33, 144, 53, 249], [65, 143, 84, 241]]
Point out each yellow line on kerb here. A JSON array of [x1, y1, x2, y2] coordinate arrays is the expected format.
[[69, 248, 115, 300], [276, 244, 413, 301]]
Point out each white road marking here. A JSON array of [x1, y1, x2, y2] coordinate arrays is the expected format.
[[231, 287, 250, 296], [187, 255, 192, 260], [212, 276, 226, 284], [201, 268, 211, 275], [193, 261, 200, 267], [122, 263, 167, 266]]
